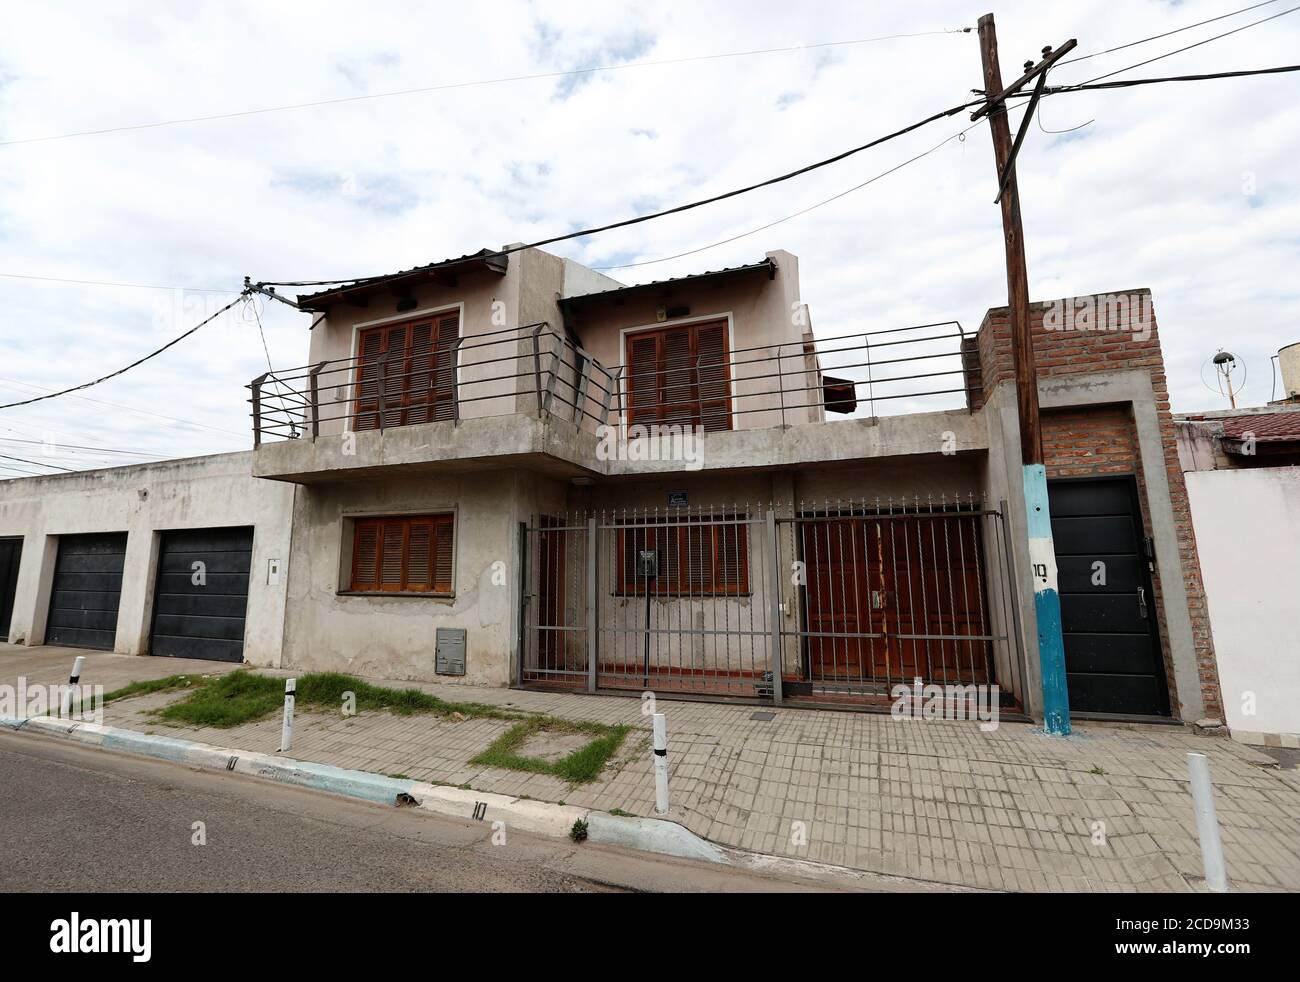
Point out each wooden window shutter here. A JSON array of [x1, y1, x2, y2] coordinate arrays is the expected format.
[[405, 520, 433, 589], [695, 323, 731, 432], [405, 322, 435, 425], [380, 522, 405, 590], [625, 321, 731, 431], [354, 330, 386, 431], [351, 521, 381, 590], [433, 515, 454, 593], [628, 334, 660, 426], [432, 314, 459, 421]]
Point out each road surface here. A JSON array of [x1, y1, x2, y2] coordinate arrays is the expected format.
[[0, 731, 898, 893]]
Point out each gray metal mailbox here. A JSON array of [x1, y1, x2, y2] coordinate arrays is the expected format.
[[435, 628, 467, 676]]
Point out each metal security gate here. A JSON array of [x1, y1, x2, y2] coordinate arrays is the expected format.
[[46, 532, 128, 650], [520, 496, 1026, 709], [150, 527, 254, 663]]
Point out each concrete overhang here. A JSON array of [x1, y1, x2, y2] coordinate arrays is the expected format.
[[251, 407, 987, 484]]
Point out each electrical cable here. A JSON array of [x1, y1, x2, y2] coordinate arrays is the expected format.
[[1075, 3, 1300, 85], [1058, 0, 1283, 64], [0, 452, 73, 472], [0, 291, 248, 410], [596, 118, 986, 271], [258, 97, 988, 289]]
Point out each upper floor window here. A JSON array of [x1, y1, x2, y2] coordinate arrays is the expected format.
[[349, 514, 454, 594], [625, 320, 732, 432], [354, 312, 459, 431]]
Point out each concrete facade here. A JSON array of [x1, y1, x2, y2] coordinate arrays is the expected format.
[[0, 452, 294, 665]]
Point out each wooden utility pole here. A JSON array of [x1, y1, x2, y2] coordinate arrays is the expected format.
[[974, 13, 1077, 735]]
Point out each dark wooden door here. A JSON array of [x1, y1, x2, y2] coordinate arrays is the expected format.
[[46, 533, 127, 650], [802, 514, 991, 686], [1049, 477, 1169, 716], [150, 527, 254, 663], [0, 538, 21, 641]]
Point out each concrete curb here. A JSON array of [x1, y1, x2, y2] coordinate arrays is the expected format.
[[0, 715, 730, 866]]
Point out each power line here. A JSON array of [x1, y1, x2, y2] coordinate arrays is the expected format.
[[0, 292, 248, 410], [0, 272, 238, 293], [1040, 62, 1300, 94], [0, 452, 73, 472], [259, 97, 988, 289], [0, 435, 159, 456], [1059, 0, 1283, 64], [1077, 3, 1300, 85], [0, 378, 248, 439], [597, 118, 986, 271], [0, 29, 972, 148]]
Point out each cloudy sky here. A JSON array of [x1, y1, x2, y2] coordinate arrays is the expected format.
[[1, 0, 1297, 476]]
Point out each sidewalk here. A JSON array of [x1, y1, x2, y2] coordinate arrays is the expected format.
[[4, 644, 1298, 892]]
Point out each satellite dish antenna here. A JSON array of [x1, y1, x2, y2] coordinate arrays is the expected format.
[[1201, 350, 1246, 409]]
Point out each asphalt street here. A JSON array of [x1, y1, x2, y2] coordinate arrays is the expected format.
[[0, 731, 878, 893]]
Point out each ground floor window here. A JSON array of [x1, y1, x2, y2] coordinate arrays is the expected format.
[[616, 515, 749, 595], [350, 514, 454, 594]]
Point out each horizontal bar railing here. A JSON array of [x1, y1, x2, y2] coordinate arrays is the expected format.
[[247, 318, 972, 446]]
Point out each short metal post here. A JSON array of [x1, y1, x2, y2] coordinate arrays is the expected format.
[[765, 508, 784, 705], [587, 516, 598, 694], [251, 372, 268, 447], [451, 337, 464, 423], [652, 713, 670, 815], [1187, 753, 1228, 892], [60, 655, 85, 717], [280, 678, 296, 753], [308, 362, 326, 440]]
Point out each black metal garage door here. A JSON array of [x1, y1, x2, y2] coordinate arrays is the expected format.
[[150, 527, 253, 662], [1048, 477, 1170, 717], [1, 537, 22, 641], [46, 532, 128, 650]]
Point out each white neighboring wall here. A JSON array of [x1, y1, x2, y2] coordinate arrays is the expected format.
[[1185, 466, 1300, 745], [0, 452, 294, 665]]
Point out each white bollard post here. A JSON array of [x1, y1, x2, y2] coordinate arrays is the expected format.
[[1187, 752, 1228, 893], [652, 712, 669, 815], [280, 678, 296, 753], [60, 655, 86, 718]]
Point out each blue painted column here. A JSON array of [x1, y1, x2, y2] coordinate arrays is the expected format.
[[1023, 463, 1070, 735]]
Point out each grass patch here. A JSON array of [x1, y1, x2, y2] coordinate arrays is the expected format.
[[469, 716, 630, 784], [62, 673, 211, 716], [153, 670, 526, 729]]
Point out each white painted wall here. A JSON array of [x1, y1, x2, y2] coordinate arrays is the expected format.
[[1186, 466, 1300, 742], [0, 452, 295, 665]]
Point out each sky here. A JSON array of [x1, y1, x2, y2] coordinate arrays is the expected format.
[[0, 0, 1297, 476]]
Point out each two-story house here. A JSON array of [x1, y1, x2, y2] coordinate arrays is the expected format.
[[0, 247, 1223, 729]]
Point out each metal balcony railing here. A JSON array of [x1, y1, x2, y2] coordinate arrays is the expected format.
[[248, 319, 971, 446]]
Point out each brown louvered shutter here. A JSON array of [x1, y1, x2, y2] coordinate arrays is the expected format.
[[351, 520, 381, 590], [433, 515, 454, 593], [432, 314, 459, 422], [405, 322, 435, 425], [628, 334, 660, 427], [716, 520, 749, 592], [695, 323, 731, 432], [405, 519, 432, 590], [354, 329, 386, 431], [380, 522, 405, 591], [379, 325, 408, 428], [660, 327, 694, 427]]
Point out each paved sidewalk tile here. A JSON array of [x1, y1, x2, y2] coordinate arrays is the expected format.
[[4, 644, 1298, 893]]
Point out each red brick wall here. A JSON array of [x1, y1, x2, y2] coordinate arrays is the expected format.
[[975, 292, 1222, 721]]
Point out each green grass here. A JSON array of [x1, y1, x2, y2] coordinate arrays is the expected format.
[[153, 670, 526, 729], [469, 716, 630, 784], [62, 673, 211, 716]]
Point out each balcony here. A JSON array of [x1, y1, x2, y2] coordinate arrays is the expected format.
[[247, 320, 986, 483]]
